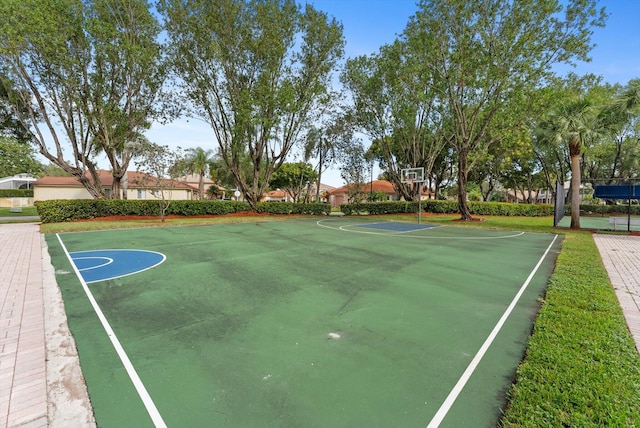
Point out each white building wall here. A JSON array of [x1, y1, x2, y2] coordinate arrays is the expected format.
[[35, 186, 194, 201], [34, 186, 93, 201]]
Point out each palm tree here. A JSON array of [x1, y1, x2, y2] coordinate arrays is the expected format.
[[184, 147, 215, 200], [543, 98, 599, 228], [304, 122, 343, 203], [616, 79, 640, 112]]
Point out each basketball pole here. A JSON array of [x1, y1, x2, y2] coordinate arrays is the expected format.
[[418, 182, 422, 224]]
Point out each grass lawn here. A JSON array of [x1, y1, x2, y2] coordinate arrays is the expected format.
[[0, 206, 38, 216], [40, 213, 640, 425], [500, 232, 640, 426]]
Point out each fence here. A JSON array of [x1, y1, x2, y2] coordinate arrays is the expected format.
[[555, 178, 640, 232]]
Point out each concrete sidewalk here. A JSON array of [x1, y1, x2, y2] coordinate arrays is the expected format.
[[1, 223, 94, 428], [593, 234, 640, 353]]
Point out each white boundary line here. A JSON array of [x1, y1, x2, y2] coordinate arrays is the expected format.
[[74, 256, 114, 271], [426, 234, 559, 428], [317, 219, 525, 240], [56, 234, 167, 428], [356, 222, 440, 234]]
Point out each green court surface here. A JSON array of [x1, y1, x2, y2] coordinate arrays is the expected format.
[[557, 214, 640, 232], [45, 218, 562, 427]]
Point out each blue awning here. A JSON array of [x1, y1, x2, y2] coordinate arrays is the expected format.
[[594, 184, 640, 199]]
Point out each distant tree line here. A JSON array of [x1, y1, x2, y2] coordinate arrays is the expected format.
[[2, 0, 639, 226]]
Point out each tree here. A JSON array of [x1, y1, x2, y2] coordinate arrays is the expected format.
[[303, 114, 348, 202], [0, 0, 167, 199], [604, 79, 640, 180], [338, 140, 371, 203], [207, 149, 251, 190], [133, 141, 184, 222], [341, 40, 448, 202], [206, 185, 224, 200], [87, 0, 168, 199], [616, 79, 640, 113], [401, 0, 607, 220], [183, 147, 215, 199], [40, 163, 73, 177], [541, 98, 599, 228], [0, 72, 33, 144], [160, 0, 344, 209], [269, 162, 318, 203], [0, 137, 44, 177], [529, 75, 597, 198]]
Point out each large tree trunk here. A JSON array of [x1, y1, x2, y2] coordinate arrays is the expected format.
[[111, 171, 124, 199], [77, 172, 104, 199], [570, 152, 581, 228], [315, 150, 324, 203], [457, 151, 473, 220]]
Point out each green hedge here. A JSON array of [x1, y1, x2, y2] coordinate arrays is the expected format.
[[35, 199, 330, 223], [340, 200, 554, 217], [0, 189, 33, 197], [255, 202, 330, 215]]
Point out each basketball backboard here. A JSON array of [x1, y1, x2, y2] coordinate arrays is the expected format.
[[401, 167, 425, 183]]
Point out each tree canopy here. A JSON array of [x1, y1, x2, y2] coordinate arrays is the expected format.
[[341, 0, 607, 218], [0, 137, 44, 177], [160, 0, 344, 209], [0, 0, 167, 198], [268, 162, 317, 203], [1, 0, 635, 217]]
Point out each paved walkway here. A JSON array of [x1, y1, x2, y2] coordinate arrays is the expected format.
[[1, 223, 639, 427], [593, 234, 640, 353], [0, 218, 41, 223], [1, 223, 94, 428]]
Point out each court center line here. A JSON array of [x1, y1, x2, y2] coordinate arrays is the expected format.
[[316, 219, 525, 239], [426, 234, 559, 428], [56, 234, 167, 428]]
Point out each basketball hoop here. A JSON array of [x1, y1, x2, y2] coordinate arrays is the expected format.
[[401, 167, 425, 224]]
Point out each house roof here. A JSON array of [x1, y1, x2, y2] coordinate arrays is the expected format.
[[177, 174, 216, 187], [312, 183, 336, 192], [264, 189, 286, 198], [34, 170, 193, 190], [328, 180, 396, 195], [263, 183, 334, 199]]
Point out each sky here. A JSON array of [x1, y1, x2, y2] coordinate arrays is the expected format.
[[146, 0, 640, 188]]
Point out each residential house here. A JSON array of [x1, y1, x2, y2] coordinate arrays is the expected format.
[[0, 174, 38, 207], [0, 173, 37, 190], [263, 189, 288, 202], [505, 187, 558, 204], [328, 180, 399, 208], [262, 183, 336, 203], [177, 174, 226, 199], [33, 170, 195, 201], [308, 182, 335, 203]]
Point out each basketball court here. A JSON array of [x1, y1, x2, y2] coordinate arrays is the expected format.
[[44, 218, 561, 427]]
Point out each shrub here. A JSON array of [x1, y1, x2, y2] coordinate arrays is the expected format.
[[0, 189, 33, 197], [35, 199, 330, 223], [254, 202, 330, 215], [165, 200, 250, 216], [339, 200, 554, 217], [36, 200, 100, 223], [571, 204, 640, 216]]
